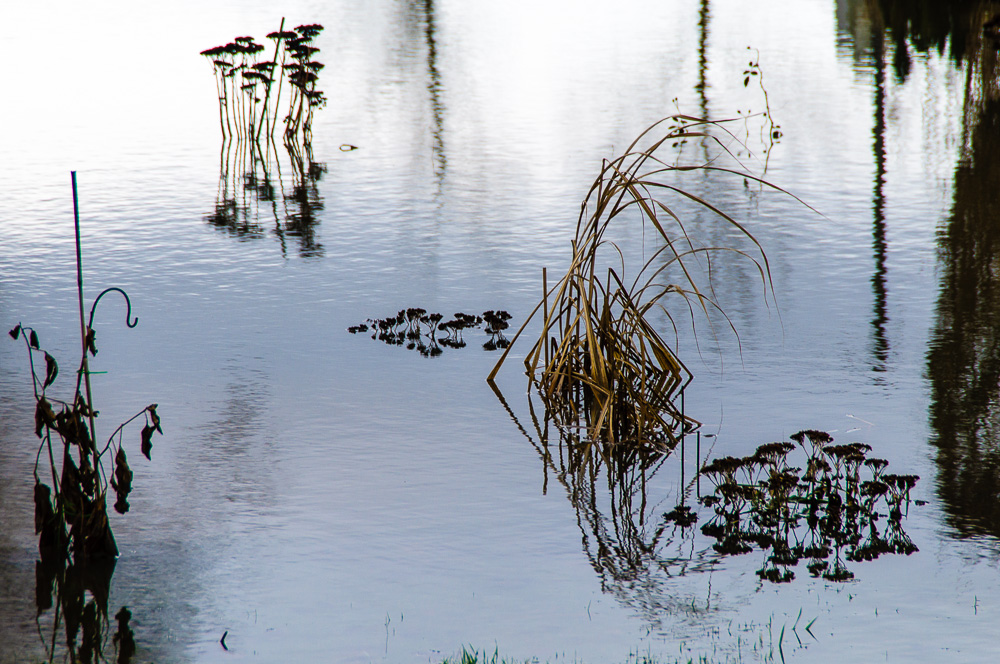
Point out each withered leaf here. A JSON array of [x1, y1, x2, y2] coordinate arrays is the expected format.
[[141, 424, 154, 460], [86, 327, 98, 356], [115, 447, 133, 495], [113, 447, 133, 514], [34, 398, 55, 437], [28, 330, 39, 349], [9, 324, 21, 340], [43, 352, 58, 389], [148, 404, 162, 434]]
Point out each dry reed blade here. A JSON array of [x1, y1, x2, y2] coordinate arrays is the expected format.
[[490, 113, 800, 449]]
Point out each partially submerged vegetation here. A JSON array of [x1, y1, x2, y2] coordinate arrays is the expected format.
[[696, 430, 919, 583], [200, 21, 326, 142], [495, 376, 921, 614], [10, 173, 158, 663], [490, 114, 794, 450], [349, 308, 512, 356], [200, 20, 338, 258]]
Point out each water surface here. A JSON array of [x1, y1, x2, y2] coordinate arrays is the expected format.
[[2, 0, 1000, 661]]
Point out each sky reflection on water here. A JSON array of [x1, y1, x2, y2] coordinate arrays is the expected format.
[[1, 0, 1000, 662]]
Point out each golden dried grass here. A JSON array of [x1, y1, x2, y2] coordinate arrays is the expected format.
[[490, 115, 798, 449]]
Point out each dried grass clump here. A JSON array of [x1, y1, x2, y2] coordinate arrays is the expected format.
[[491, 115, 790, 449]]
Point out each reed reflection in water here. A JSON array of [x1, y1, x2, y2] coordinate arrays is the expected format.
[[492, 385, 920, 638]]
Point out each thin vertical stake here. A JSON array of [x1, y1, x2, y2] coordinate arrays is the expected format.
[[73, 172, 85, 349], [72, 172, 98, 461]]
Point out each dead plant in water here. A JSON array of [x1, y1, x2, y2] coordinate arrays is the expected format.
[[490, 115, 788, 449]]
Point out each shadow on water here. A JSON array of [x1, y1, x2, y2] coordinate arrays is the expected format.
[[205, 135, 327, 258]]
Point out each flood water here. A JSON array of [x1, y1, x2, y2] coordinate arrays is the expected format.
[[2, 0, 1000, 661]]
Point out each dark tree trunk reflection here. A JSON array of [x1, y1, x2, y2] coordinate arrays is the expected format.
[[928, 94, 1000, 537]]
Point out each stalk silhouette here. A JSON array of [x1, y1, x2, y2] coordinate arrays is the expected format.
[[201, 21, 325, 142]]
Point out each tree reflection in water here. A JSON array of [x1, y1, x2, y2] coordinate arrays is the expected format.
[[918, 2, 1000, 537], [928, 95, 1000, 537], [205, 134, 328, 259]]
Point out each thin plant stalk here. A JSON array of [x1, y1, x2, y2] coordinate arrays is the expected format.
[[72, 172, 98, 468]]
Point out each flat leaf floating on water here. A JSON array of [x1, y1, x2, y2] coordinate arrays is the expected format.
[[348, 308, 513, 357], [698, 430, 921, 584]]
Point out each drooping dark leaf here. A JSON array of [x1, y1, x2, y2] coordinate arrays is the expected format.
[[43, 352, 58, 388], [79, 461, 97, 496], [140, 424, 154, 460], [148, 404, 162, 434], [86, 327, 98, 356], [34, 398, 56, 437], [29, 330, 39, 349], [743, 76, 750, 87], [9, 324, 21, 340], [59, 454, 84, 519], [75, 393, 96, 418], [35, 559, 56, 614], [114, 447, 133, 496]]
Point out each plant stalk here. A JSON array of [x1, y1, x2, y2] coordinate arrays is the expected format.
[[72, 172, 98, 465]]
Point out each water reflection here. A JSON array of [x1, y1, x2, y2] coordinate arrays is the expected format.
[[494, 382, 922, 629], [417, 0, 446, 184], [34, 554, 137, 664], [205, 136, 326, 258], [905, 0, 1000, 537], [695, 0, 710, 121], [874, 0, 996, 80], [927, 94, 1000, 537], [869, 23, 890, 374], [492, 388, 716, 629]]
